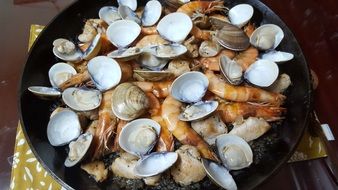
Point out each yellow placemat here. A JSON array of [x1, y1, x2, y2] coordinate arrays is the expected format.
[[10, 24, 327, 189]]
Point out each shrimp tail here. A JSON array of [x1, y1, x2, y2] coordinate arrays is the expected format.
[[59, 70, 91, 91]]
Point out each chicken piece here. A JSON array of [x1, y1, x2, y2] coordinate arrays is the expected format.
[[81, 161, 108, 182], [171, 145, 206, 185], [229, 117, 271, 142], [110, 152, 141, 179]]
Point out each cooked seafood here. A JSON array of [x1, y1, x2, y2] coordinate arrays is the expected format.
[[81, 161, 108, 182], [229, 117, 271, 142]]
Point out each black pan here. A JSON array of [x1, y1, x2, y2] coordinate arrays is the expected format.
[[19, 0, 312, 189]]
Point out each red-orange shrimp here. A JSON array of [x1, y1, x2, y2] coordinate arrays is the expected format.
[[141, 26, 158, 35], [111, 120, 128, 152], [177, 0, 226, 17], [133, 81, 172, 98], [59, 70, 91, 91], [199, 49, 236, 71], [234, 46, 258, 70]]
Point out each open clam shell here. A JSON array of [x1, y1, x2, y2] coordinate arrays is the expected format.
[[139, 52, 169, 71], [147, 44, 187, 59], [141, 0, 162, 27], [215, 22, 250, 51], [133, 70, 174, 82], [202, 159, 237, 190], [82, 33, 102, 60], [65, 133, 93, 167], [47, 109, 81, 146], [179, 101, 218, 122], [118, 0, 137, 11], [134, 152, 178, 177], [28, 86, 61, 98], [228, 4, 254, 28], [250, 24, 284, 50], [53, 38, 83, 62], [157, 12, 193, 43], [87, 56, 122, 91], [48, 63, 77, 88], [261, 50, 294, 63], [170, 71, 209, 103], [219, 55, 243, 85], [99, 6, 121, 25], [107, 47, 143, 61], [106, 20, 141, 48], [118, 5, 141, 25], [244, 59, 279, 87], [119, 118, 161, 156], [199, 40, 221, 58], [62, 87, 102, 111], [216, 134, 253, 170]]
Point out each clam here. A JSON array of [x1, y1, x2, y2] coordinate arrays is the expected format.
[[133, 70, 174, 82], [118, 0, 137, 11], [250, 24, 284, 50], [261, 50, 294, 63], [147, 43, 187, 59], [199, 40, 222, 58], [106, 20, 141, 48], [48, 63, 77, 88], [65, 132, 93, 167], [170, 71, 209, 103], [166, 59, 191, 77], [119, 118, 161, 156], [118, 5, 141, 25], [219, 55, 243, 85], [111, 83, 149, 120], [157, 12, 193, 43], [244, 59, 279, 87], [53, 38, 82, 62], [141, 0, 162, 27], [134, 152, 178, 177], [139, 52, 169, 71], [228, 4, 254, 28], [47, 109, 81, 146], [202, 159, 237, 190], [216, 134, 253, 170], [179, 101, 218, 121], [209, 14, 230, 30], [82, 33, 102, 60], [215, 22, 250, 51], [107, 47, 143, 61], [99, 6, 121, 25], [62, 87, 102, 111], [87, 56, 122, 91], [266, 73, 291, 93], [28, 86, 61, 98]]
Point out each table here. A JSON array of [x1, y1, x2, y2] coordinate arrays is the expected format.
[[0, 0, 337, 189]]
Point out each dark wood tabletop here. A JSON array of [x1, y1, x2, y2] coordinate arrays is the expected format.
[[0, 0, 337, 189]]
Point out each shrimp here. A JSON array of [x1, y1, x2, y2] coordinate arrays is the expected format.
[[244, 22, 256, 37], [141, 26, 158, 35], [205, 70, 285, 105], [162, 96, 219, 161], [199, 49, 236, 71], [117, 61, 133, 82], [135, 34, 168, 49], [190, 25, 213, 41], [234, 46, 258, 70], [177, 0, 226, 17], [133, 81, 172, 98], [92, 89, 118, 159], [217, 102, 285, 123], [59, 70, 91, 91], [111, 120, 128, 152]]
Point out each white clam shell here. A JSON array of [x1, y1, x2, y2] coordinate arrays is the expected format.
[[87, 56, 122, 91], [139, 52, 169, 71], [118, 0, 137, 11], [250, 24, 284, 50], [170, 71, 209, 103], [216, 134, 253, 170], [179, 101, 219, 122], [134, 152, 178, 177], [157, 12, 193, 43], [228, 4, 254, 28], [261, 50, 294, 63], [147, 43, 187, 59], [119, 118, 161, 156], [99, 6, 121, 25], [28, 86, 61, 98], [82, 33, 102, 60], [62, 87, 102, 111], [244, 59, 279, 87], [64, 133, 93, 167], [107, 20, 141, 48], [107, 47, 143, 61], [48, 62, 77, 88], [52, 40, 83, 62], [142, 0, 162, 27], [47, 109, 81, 146]]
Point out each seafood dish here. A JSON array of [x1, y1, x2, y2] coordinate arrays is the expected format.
[[22, 0, 311, 189]]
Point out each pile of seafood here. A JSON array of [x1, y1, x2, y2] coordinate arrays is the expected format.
[[28, 0, 294, 189]]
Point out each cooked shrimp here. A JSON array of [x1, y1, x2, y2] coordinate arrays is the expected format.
[[133, 81, 172, 98], [111, 119, 128, 152], [177, 0, 226, 17], [135, 34, 168, 48], [244, 22, 256, 37], [234, 46, 258, 70], [190, 25, 213, 41], [162, 96, 218, 161], [117, 61, 133, 82], [199, 49, 236, 71], [59, 70, 91, 91], [205, 70, 285, 105], [217, 102, 285, 123], [141, 26, 158, 35], [92, 89, 118, 159]]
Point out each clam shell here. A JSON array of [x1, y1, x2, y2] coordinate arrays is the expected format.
[[250, 24, 284, 50], [228, 4, 254, 28], [112, 83, 149, 120], [82, 33, 102, 60], [219, 55, 243, 85], [244, 59, 279, 87], [209, 14, 230, 30], [28, 86, 61, 98], [118, 5, 141, 25], [134, 152, 178, 177], [199, 40, 221, 58], [47, 109, 81, 146], [261, 50, 294, 63], [119, 118, 161, 156], [170, 71, 209, 103], [133, 70, 174, 82], [179, 101, 218, 122], [147, 44, 187, 59], [107, 47, 143, 61], [48, 62, 77, 88], [53, 39, 83, 62], [139, 52, 169, 71], [215, 22, 250, 51], [107, 20, 141, 48], [216, 134, 253, 170], [62, 87, 102, 111], [99, 6, 121, 25], [65, 133, 93, 167], [87, 56, 122, 91], [157, 12, 193, 43], [141, 0, 162, 27], [118, 0, 137, 11]]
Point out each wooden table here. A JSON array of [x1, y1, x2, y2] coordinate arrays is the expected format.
[[0, 0, 337, 189]]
